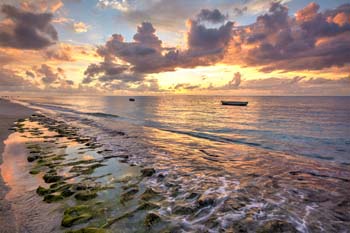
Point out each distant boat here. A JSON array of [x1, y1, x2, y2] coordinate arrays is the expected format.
[[221, 101, 248, 106], [129, 98, 135, 102]]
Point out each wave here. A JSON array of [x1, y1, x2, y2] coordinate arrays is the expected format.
[[27, 102, 119, 119], [85, 112, 119, 118], [163, 129, 263, 147]]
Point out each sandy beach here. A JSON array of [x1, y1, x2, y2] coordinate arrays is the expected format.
[[0, 99, 33, 233]]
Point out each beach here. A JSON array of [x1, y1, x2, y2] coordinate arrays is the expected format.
[[0, 96, 349, 233], [0, 99, 33, 233]]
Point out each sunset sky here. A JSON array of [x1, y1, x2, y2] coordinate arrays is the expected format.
[[0, 0, 349, 95]]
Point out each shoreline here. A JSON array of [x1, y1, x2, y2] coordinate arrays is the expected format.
[[0, 98, 34, 233], [1, 97, 349, 232]]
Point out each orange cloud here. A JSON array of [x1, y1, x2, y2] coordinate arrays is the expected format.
[[73, 22, 90, 33]]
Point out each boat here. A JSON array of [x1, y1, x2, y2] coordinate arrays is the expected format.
[[221, 101, 248, 106], [129, 98, 135, 101]]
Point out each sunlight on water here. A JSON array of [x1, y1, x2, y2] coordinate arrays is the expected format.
[[9, 96, 350, 232]]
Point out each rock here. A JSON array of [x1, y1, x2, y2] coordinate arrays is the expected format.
[[43, 193, 64, 203], [29, 168, 40, 174], [144, 212, 161, 227], [137, 202, 159, 211], [61, 188, 75, 197], [197, 193, 217, 207], [186, 192, 200, 199], [36, 186, 50, 196], [27, 155, 40, 162], [61, 205, 93, 227], [140, 188, 159, 201], [172, 205, 195, 215], [65, 228, 106, 233], [120, 188, 139, 203], [43, 173, 63, 183], [141, 168, 156, 177], [257, 220, 297, 233], [75, 191, 98, 201]]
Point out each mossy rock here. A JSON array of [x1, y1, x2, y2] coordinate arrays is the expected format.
[[43, 173, 63, 183], [50, 181, 66, 189], [61, 188, 75, 197], [172, 205, 195, 215], [27, 155, 40, 162], [65, 227, 106, 233], [140, 188, 159, 201], [29, 169, 40, 174], [44, 193, 64, 203], [61, 205, 93, 227], [144, 212, 161, 227], [70, 163, 105, 175], [75, 190, 98, 201], [120, 188, 139, 203], [37, 186, 51, 196], [257, 220, 297, 233], [137, 202, 159, 211], [141, 168, 155, 177]]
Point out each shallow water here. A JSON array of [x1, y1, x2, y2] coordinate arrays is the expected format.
[[9, 96, 350, 232], [18, 96, 350, 164]]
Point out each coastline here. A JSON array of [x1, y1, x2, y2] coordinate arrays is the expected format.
[[0, 98, 34, 233], [0, 97, 349, 232]]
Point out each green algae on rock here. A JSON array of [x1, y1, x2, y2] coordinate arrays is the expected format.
[[141, 168, 155, 177], [120, 188, 139, 203], [43, 193, 65, 203], [75, 190, 98, 201], [257, 220, 297, 233], [144, 212, 161, 227], [65, 227, 107, 233], [62, 205, 93, 227]]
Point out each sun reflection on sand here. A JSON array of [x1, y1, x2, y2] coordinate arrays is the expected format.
[[1, 132, 44, 200]]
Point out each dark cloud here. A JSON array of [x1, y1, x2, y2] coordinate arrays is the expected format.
[[207, 72, 241, 90], [0, 4, 58, 50], [83, 11, 234, 91], [133, 22, 162, 49], [34, 64, 66, 85], [95, 9, 233, 74], [65, 80, 74, 85], [25, 70, 35, 78], [233, 6, 248, 16], [225, 72, 241, 89], [225, 2, 350, 72], [187, 19, 233, 54], [197, 9, 227, 23]]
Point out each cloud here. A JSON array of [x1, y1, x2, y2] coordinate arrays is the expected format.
[[25, 70, 35, 78], [187, 19, 233, 55], [82, 7, 236, 92], [173, 83, 200, 90], [0, 69, 38, 91], [233, 6, 248, 16], [31, 64, 74, 88], [197, 9, 227, 24], [42, 43, 75, 61], [224, 2, 350, 72], [19, 0, 64, 13], [0, 4, 58, 50], [36, 64, 62, 84], [73, 21, 89, 33]]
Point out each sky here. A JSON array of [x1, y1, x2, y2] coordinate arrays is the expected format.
[[0, 0, 349, 96]]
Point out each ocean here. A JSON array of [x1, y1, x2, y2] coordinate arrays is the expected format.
[[18, 96, 350, 164], [14, 95, 350, 232]]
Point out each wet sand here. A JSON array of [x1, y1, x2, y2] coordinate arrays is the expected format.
[[0, 98, 33, 233]]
